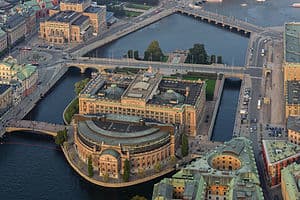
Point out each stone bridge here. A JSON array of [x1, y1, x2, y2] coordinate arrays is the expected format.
[[5, 120, 68, 137], [64, 57, 244, 78]]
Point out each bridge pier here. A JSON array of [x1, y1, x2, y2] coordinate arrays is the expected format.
[[80, 67, 85, 74]]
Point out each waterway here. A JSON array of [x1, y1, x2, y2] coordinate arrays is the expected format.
[[211, 79, 241, 142], [88, 14, 249, 66]]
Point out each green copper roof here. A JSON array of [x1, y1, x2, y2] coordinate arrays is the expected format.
[[101, 149, 120, 159], [281, 163, 300, 200], [16, 64, 37, 81]]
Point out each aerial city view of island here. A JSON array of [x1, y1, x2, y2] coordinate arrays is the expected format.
[[0, 0, 299, 199]]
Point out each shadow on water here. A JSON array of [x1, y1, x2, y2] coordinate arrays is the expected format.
[[211, 78, 241, 142]]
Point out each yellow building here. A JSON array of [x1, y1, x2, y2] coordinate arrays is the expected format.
[[78, 70, 206, 137], [284, 22, 300, 118], [281, 163, 300, 200], [287, 116, 300, 145], [40, 0, 106, 43], [73, 114, 176, 180], [152, 137, 264, 200]]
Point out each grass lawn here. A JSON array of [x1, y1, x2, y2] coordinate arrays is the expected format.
[[125, 10, 142, 17], [164, 73, 217, 101], [126, 3, 152, 10]]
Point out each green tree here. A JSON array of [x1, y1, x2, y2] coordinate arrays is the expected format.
[[103, 173, 109, 182], [154, 163, 162, 172], [217, 56, 223, 64], [181, 134, 189, 157], [74, 78, 90, 95], [131, 195, 147, 200], [123, 159, 130, 182], [55, 128, 68, 145], [134, 50, 139, 60], [144, 40, 164, 61], [127, 50, 134, 58], [185, 43, 208, 64], [210, 54, 216, 64], [88, 155, 94, 177]]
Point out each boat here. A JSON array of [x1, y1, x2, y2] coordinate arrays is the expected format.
[[240, 3, 247, 7], [292, 3, 300, 7], [256, 0, 265, 2]]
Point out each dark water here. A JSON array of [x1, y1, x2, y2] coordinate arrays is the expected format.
[[0, 68, 162, 200], [211, 79, 241, 142], [88, 14, 249, 66]]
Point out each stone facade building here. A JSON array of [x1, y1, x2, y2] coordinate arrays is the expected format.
[[3, 14, 26, 46], [0, 29, 7, 54], [281, 163, 300, 200], [152, 137, 264, 200], [284, 22, 300, 118], [287, 116, 300, 145], [0, 84, 12, 114], [40, 0, 106, 44], [73, 114, 176, 179], [78, 69, 206, 137]]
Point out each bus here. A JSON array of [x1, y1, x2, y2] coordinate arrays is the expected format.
[[257, 99, 261, 110]]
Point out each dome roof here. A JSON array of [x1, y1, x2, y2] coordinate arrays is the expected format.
[[104, 84, 124, 99], [160, 89, 185, 104]]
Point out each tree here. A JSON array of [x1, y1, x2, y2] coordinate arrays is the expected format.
[[154, 163, 161, 172], [74, 78, 90, 95], [210, 54, 216, 64], [134, 50, 139, 60], [123, 159, 130, 182], [181, 134, 189, 157], [103, 173, 109, 182], [55, 128, 68, 145], [144, 40, 164, 61], [88, 155, 94, 177], [131, 195, 147, 200], [217, 56, 223, 64], [127, 50, 133, 58], [185, 43, 208, 64]]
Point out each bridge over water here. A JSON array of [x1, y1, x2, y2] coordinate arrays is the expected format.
[[64, 57, 245, 78], [5, 120, 67, 137]]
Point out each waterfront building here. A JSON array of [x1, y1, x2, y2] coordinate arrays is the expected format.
[[281, 163, 300, 200], [73, 114, 176, 179], [78, 69, 206, 137], [284, 22, 300, 118], [0, 29, 7, 54], [3, 14, 26, 46], [0, 56, 38, 99], [0, 84, 12, 114], [287, 116, 300, 145], [262, 140, 300, 186], [152, 137, 264, 200], [40, 0, 106, 44]]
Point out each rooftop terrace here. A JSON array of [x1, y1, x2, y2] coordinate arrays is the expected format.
[[262, 140, 300, 164], [285, 22, 300, 63], [281, 163, 300, 200]]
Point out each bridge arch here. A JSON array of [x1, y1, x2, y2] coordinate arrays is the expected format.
[[67, 65, 100, 74]]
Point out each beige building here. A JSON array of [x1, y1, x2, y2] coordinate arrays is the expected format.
[[0, 84, 12, 114], [40, 0, 106, 44], [4, 14, 26, 46], [281, 163, 300, 200], [284, 22, 300, 118], [73, 114, 176, 180], [152, 137, 264, 200], [0, 29, 7, 54], [79, 70, 206, 137], [287, 116, 300, 145], [0, 57, 38, 102]]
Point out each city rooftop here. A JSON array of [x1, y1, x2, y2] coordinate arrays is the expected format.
[[262, 140, 300, 164], [284, 22, 300, 63], [281, 163, 300, 200], [287, 116, 300, 132], [48, 11, 81, 23], [286, 81, 300, 105]]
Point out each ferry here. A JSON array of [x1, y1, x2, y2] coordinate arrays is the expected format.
[[256, 0, 265, 2], [292, 3, 300, 7]]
